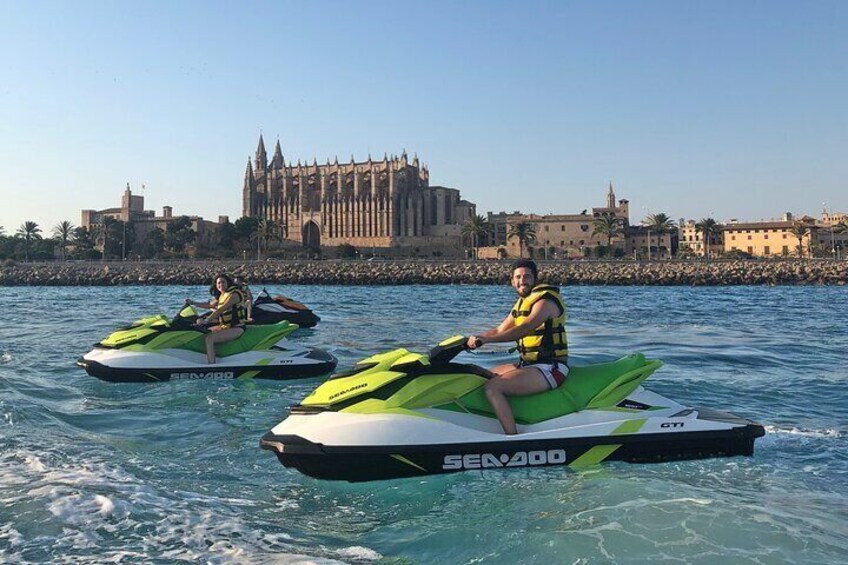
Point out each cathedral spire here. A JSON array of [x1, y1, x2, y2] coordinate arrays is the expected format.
[[244, 157, 254, 184], [255, 134, 268, 171], [242, 157, 255, 217], [272, 139, 284, 169], [607, 182, 616, 209]]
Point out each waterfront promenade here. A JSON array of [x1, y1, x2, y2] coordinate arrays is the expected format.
[[1, 259, 847, 286]]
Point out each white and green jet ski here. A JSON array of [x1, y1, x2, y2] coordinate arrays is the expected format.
[[260, 336, 765, 482], [77, 306, 336, 383]]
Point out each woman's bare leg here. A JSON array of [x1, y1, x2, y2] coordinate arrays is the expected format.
[[204, 327, 244, 364]]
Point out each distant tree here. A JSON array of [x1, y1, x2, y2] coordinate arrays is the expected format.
[[141, 227, 165, 259], [677, 245, 697, 260], [337, 243, 358, 259], [165, 216, 196, 254], [102, 219, 133, 259], [809, 241, 828, 258], [833, 219, 848, 235], [216, 220, 236, 251], [252, 218, 282, 260], [462, 214, 490, 259], [71, 226, 98, 259], [16, 221, 42, 262], [724, 249, 754, 260], [694, 218, 721, 260], [507, 221, 536, 258], [789, 223, 811, 259], [0, 226, 5, 236], [642, 213, 676, 258], [592, 211, 625, 247], [234, 216, 260, 241], [52, 220, 75, 261]]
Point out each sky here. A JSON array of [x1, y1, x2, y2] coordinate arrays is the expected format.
[[1, 0, 846, 234]]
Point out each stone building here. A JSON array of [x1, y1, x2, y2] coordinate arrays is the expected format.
[[82, 185, 223, 250], [483, 184, 631, 259], [678, 219, 725, 257], [626, 226, 676, 260], [723, 213, 848, 257], [242, 135, 475, 256]]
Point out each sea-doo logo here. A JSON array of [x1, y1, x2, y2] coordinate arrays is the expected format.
[[170, 371, 234, 380], [328, 383, 367, 401], [442, 449, 567, 471]]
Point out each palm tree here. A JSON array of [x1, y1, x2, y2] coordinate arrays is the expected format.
[[694, 218, 721, 260], [462, 214, 490, 259], [591, 211, 625, 247], [642, 213, 676, 259], [16, 221, 42, 262], [789, 223, 811, 259], [507, 221, 536, 258], [253, 218, 281, 260], [52, 220, 75, 261]]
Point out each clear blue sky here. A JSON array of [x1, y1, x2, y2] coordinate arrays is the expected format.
[[1, 0, 846, 234]]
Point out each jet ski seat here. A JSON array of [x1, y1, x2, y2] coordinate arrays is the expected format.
[[456, 353, 663, 424]]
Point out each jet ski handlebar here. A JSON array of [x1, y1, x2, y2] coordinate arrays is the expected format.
[[428, 335, 479, 365]]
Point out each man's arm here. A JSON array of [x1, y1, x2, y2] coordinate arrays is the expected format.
[[480, 312, 515, 338], [474, 299, 559, 346]]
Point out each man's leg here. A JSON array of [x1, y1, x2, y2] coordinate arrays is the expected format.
[[484, 367, 549, 435]]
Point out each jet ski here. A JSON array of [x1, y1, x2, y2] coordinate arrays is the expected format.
[[77, 306, 336, 383], [250, 288, 320, 328], [260, 336, 765, 482]]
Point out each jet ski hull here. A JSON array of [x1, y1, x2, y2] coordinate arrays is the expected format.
[[251, 294, 320, 328], [77, 347, 337, 383], [260, 340, 766, 482], [261, 418, 765, 482], [252, 309, 320, 329]]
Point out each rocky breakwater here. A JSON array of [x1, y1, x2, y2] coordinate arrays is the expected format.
[[1, 259, 847, 286]]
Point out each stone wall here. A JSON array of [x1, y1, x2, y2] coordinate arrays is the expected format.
[[1, 259, 846, 286]]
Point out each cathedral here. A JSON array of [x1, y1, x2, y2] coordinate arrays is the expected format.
[[242, 134, 476, 254]]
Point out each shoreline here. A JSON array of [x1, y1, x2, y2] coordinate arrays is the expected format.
[[2, 259, 847, 286]]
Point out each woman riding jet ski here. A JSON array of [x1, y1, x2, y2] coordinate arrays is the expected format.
[[260, 336, 765, 482], [77, 305, 336, 383]]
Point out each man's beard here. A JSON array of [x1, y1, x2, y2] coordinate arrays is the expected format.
[[516, 285, 532, 297]]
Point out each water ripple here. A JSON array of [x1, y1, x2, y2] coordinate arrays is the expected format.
[[1, 284, 846, 563]]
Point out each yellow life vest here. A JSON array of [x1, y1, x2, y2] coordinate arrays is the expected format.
[[511, 284, 568, 363], [215, 286, 244, 327]]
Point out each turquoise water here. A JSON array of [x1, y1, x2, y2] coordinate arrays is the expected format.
[[1, 284, 846, 564]]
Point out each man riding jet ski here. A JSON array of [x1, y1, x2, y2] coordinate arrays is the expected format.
[[77, 305, 336, 383], [260, 336, 765, 482]]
